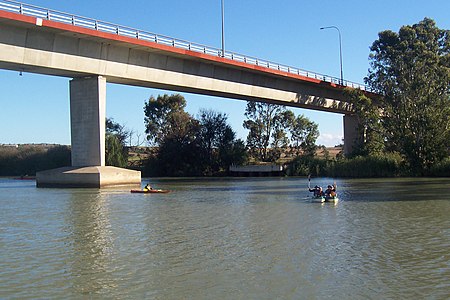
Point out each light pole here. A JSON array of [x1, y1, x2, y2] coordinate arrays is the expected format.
[[221, 0, 225, 57], [320, 26, 343, 85]]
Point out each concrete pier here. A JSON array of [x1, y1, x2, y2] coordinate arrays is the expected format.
[[343, 114, 359, 155], [70, 76, 106, 167], [36, 76, 141, 188], [36, 166, 141, 188]]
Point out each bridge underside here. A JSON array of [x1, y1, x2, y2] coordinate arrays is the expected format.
[[0, 15, 354, 113]]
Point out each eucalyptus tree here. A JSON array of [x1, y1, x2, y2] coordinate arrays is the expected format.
[[243, 101, 289, 162], [344, 89, 384, 157], [143, 93, 191, 145], [144, 94, 203, 175], [366, 18, 450, 174], [243, 101, 321, 162], [289, 114, 319, 158], [198, 109, 246, 172], [198, 109, 229, 162]]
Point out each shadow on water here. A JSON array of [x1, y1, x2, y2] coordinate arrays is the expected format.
[[145, 176, 450, 202], [158, 177, 450, 203], [339, 177, 450, 202]]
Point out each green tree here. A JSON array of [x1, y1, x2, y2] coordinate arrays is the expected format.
[[106, 118, 129, 167], [106, 134, 127, 167], [366, 18, 450, 174], [199, 109, 229, 163], [143, 94, 188, 145], [289, 114, 319, 157], [243, 101, 288, 162], [344, 88, 385, 157], [144, 94, 206, 175], [198, 109, 247, 173], [218, 133, 248, 169], [270, 110, 293, 161]]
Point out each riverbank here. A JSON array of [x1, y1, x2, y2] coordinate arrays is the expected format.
[[1, 144, 448, 177]]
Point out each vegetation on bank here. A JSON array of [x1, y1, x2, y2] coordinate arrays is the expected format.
[[0, 145, 70, 176], [1, 18, 448, 178]]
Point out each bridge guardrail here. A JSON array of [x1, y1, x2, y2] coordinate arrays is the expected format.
[[0, 0, 372, 92]]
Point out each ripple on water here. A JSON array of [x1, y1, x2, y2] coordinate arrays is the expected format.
[[1, 177, 449, 298]]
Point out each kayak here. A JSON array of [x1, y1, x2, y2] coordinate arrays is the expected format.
[[130, 189, 170, 194], [311, 195, 339, 203], [324, 195, 339, 203], [311, 196, 325, 203]]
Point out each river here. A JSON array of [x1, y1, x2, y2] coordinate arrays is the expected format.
[[1, 177, 449, 299]]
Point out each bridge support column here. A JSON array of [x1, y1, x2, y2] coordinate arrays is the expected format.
[[70, 76, 106, 166], [343, 114, 359, 156], [36, 76, 141, 188]]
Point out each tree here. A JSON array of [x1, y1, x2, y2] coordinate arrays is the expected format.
[[143, 94, 188, 145], [218, 132, 248, 169], [289, 114, 319, 157], [199, 109, 229, 163], [366, 18, 450, 174], [344, 88, 384, 157], [143, 93, 207, 175], [105, 118, 129, 167], [106, 118, 130, 145], [106, 134, 127, 167], [243, 101, 288, 162], [270, 110, 293, 161], [198, 109, 246, 173]]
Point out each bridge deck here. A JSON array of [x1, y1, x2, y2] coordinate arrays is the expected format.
[[0, 0, 370, 92]]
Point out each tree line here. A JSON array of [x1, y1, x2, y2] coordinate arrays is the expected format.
[[138, 94, 319, 176]]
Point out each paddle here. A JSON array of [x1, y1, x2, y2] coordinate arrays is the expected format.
[[308, 174, 311, 190]]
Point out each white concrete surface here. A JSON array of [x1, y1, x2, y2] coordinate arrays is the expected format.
[[70, 76, 106, 167]]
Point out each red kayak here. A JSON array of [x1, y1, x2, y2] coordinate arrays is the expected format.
[[130, 189, 170, 194]]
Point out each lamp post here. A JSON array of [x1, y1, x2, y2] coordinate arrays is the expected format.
[[221, 0, 225, 57], [320, 26, 343, 85]]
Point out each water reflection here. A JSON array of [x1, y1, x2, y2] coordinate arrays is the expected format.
[[66, 190, 116, 296]]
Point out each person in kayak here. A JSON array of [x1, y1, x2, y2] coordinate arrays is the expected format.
[[309, 185, 324, 197], [325, 184, 337, 197], [143, 183, 152, 192]]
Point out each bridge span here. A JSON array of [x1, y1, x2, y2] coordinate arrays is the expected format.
[[0, 1, 365, 187]]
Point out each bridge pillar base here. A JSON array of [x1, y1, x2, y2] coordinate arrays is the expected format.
[[36, 166, 141, 188]]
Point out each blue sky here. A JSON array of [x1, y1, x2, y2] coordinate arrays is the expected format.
[[1, 0, 449, 146]]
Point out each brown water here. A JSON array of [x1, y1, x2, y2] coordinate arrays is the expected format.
[[1, 177, 449, 299]]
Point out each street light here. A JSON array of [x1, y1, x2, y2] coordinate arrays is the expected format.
[[221, 0, 225, 57], [320, 26, 343, 85]]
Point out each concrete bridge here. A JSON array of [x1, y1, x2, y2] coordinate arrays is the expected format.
[[0, 1, 369, 187]]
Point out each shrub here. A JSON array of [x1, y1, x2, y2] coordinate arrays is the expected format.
[[428, 157, 450, 177]]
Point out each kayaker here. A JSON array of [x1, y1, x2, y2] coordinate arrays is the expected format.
[[309, 185, 323, 197], [325, 184, 337, 197], [143, 183, 152, 192]]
